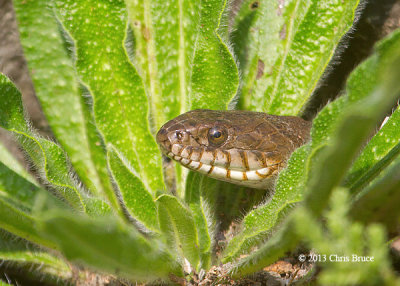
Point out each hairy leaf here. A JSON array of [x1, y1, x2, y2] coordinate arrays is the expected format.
[[157, 194, 200, 270], [0, 230, 71, 283], [108, 147, 158, 231], [185, 172, 213, 270], [54, 0, 165, 195], [222, 28, 400, 262], [233, 0, 360, 115], [13, 0, 106, 197], [40, 211, 182, 281], [0, 198, 55, 249], [0, 74, 85, 211]]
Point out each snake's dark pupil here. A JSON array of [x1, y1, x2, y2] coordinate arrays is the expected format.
[[213, 131, 221, 138]]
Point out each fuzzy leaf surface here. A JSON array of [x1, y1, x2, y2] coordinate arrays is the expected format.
[[40, 211, 182, 281], [0, 198, 55, 249], [234, 0, 359, 115], [223, 28, 400, 262], [108, 148, 158, 231], [350, 156, 400, 231], [0, 230, 71, 283], [13, 0, 105, 197], [157, 194, 200, 270], [343, 31, 400, 192], [54, 0, 165, 194], [0, 74, 85, 211], [185, 172, 213, 270], [126, 0, 238, 129], [232, 61, 400, 272]]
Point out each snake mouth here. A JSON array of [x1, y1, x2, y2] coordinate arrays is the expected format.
[[165, 143, 280, 185]]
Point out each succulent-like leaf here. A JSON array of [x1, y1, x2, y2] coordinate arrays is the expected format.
[[39, 211, 182, 282], [13, 0, 107, 198], [233, 0, 360, 115], [350, 156, 400, 231], [230, 31, 400, 275], [185, 172, 214, 270], [108, 147, 158, 231], [0, 74, 85, 211], [222, 29, 400, 262], [157, 194, 200, 270], [53, 0, 166, 195], [0, 230, 71, 283]]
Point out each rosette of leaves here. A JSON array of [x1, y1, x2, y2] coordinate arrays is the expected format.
[[0, 0, 399, 284]]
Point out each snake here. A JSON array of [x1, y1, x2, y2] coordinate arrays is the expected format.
[[156, 109, 312, 189]]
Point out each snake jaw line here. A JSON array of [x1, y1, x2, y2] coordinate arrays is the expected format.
[[156, 109, 311, 189]]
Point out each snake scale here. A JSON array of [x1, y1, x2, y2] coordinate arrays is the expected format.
[[156, 109, 312, 189]]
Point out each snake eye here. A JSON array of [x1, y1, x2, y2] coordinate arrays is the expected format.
[[175, 131, 183, 140], [208, 127, 227, 146]]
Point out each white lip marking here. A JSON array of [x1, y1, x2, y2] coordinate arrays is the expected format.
[[247, 151, 264, 169], [181, 158, 191, 165], [210, 166, 227, 177], [198, 164, 212, 173], [246, 170, 262, 180], [227, 149, 245, 169], [189, 161, 200, 169], [230, 169, 243, 180], [257, 167, 270, 176]]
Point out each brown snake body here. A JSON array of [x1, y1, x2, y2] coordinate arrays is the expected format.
[[156, 109, 311, 189]]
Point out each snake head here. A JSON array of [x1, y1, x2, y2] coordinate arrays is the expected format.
[[156, 109, 311, 189]]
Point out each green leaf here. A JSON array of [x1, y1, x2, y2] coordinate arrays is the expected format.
[[0, 142, 39, 187], [189, 0, 239, 110], [350, 157, 400, 231], [40, 211, 182, 282], [344, 30, 400, 192], [13, 0, 107, 198], [156, 194, 200, 270], [226, 28, 400, 271], [126, 0, 238, 129], [0, 198, 56, 249], [125, 0, 199, 128], [0, 144, 39, 209], [229, 219, 298, 278], [54, 0, 165, 195], [223, 28, 400, 262], [0, 74, 85, 211], [107, 147, 158, 231], [78, 89, 122, 216], [295, 190, 398, 285], [234, 0, 359, 115], [233, 0, 311, 111], [222, 144, 309, 262], [305, 42, 400, 217], [0, 230, 71, 283], [184, 172, 214, 270]]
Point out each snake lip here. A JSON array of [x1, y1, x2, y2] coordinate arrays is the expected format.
[[156, 109, 312, 189]]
